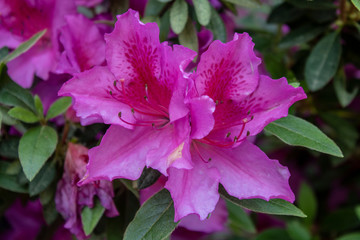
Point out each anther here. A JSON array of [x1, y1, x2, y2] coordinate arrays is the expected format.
[[208, 158, 212, 162], [247, 110, 251, 115], [251, 116, 254, 120], [246, 131, 250, 136], [109, 90, 112, 95], [216, 100, 219, 105], [113, 80, 117, 86], [226, 132, 231, 138], [131, 108, 135, 114]]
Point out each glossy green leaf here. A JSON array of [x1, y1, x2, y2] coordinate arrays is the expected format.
[[145, 0, 167, 16], [224, 0, 260, 8], [34, 95, 44, 117], [179, 18, 199, 53], [227, 200, 256, 234], [138, 167, 161, 190], [255, 228, 292, 240], [193, 0, 211, 26], [352, 0, 360, 11], [0, 173, 28, 193], [0, 47, 9, 62], [220, 186, 306, 218], [0, 137, 19, 159], [207, 7, 226, 42], [279, 25, 326, 48], [19, 126, 58, 181], [8, 107, 39, 123], [0, 161, 28, 193], [322, 207, 360, 232], [124, 189, 179, 240], [286, 0, 336, 9], [268, 3, 303, 24], [297, 182, 317, 225], [287, 221, 311, 240], [334, 68, 359, 107], [1, 29, 47, 64], [337, 233, 360, 240], [0, 106, 17, 126], [29, 162, 56, 196], [170, 0, 188, 34], [265, 115, 343, 157], [305, 32, 341, 91], [0, 68, 36, 112], [81, 198, 106, 236], [45, 97, 72, 120]]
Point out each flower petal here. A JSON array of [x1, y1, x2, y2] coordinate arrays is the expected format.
[[188, 96, 216, 139], [205, 140, 295, 202], [207, 75, 306, 145], [179, 198, 228, 233], [146, 117, 193, 175], [58, 66, 133, 126], [165, 150, 221, 221], [195, 33, 261, 102], [57, 14, 105, 74], [80, 122, 192, 184]]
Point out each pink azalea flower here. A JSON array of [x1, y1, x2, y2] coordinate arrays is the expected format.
[[55, 143, 118, 239], [0, 0, 76, 88], [59, 9, 306, 222], [57, 14, 106, 74], [75, 0, 102, 7], [59, 10, 196, 181], [164, 33, 307, 221]]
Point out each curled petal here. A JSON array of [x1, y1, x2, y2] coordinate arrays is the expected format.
[[187, 96, 216, 139], [58, 66, 133, 126]]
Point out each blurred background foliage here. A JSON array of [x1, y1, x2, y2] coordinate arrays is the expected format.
[[1, 0, 360, 239]]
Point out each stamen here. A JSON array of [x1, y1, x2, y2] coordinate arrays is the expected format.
[[193, 142, 211, 163], [226, 132, 231, 138]]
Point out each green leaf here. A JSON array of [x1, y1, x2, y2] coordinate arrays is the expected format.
[[170, 0, 188, 34], [1, 29, 47, 64], [43, 199, 58, 225], [224, 0, 260, 8], [8, 107, 39, 123], [0, 173, 28, 193], [305, 31, 342, 91], [268, 3, 303, 24], [286, 0, 336, 9], [160, 10, 171, 42], [0, 106, 17, 126], [279, 25, 326, 48], [34, 95, 44, 117], [0, 137, 19, 158], [0, 67, 36, 112], [265, 115, 343, 157], [0, 161, 28, 193], [107, 190, 140, 240], [138, 167, 161, 190], [220, 186, 306, 218], [287, 221, 311, 240], [193, 0, 211, 26], [81, 198, 106, 236], [29, 162, 56, 196], [352, 0, 360, 11], [255, 228, 292, 240], [124, 189, 179, 240], [207, 7, 227, 42], [18, 126, 58, 181], [337, 233, 360, 240], [0, 47, 9, 62], [322, 207, 360, 232], [227, 200, 256, 234], [179, 18, 199, 53], [334, 68, 359, 107], [297, 182, 317, 225], [145, 0, 167, 16], [45, 97, 72, 120]]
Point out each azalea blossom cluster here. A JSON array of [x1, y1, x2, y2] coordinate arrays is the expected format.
[[0, 0, 308, 238], [61, 8, 306, 223]]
